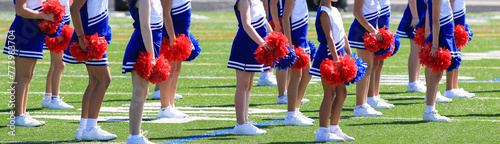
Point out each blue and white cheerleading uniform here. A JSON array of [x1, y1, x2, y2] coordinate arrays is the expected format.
[[347, 0, 380, 50], [162, 0, 191, 38], [425, 0, 461, 72], [288, 0, 310, 53], [453, 0, 466, 26], [43, 0, 71, 49], [378, 0, 390, 29], [227, 0, 270, 72], [309, 6, 346, 77], [122, 0, 163, 73], [3, 0, 45, 59], [62, 0, 112, 66], [267, 0, 284, 21], [396, 0, 426, 39]]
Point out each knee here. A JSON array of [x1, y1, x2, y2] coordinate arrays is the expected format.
[[97, 74, 111, 85], [54, 62, 66, 71], [291, 70, 303, 79]]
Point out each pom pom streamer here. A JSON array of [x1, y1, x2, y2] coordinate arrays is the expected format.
[[45, 25, 73, 53], [377, 26, 395, 50], [134, 52, 155, 80], [149, 56, 172, 84], [418, 43, 452, 72], [134, 52, 172, 84], [362, 32, 379, 52], [391, 35, 400, 57], [320, 54, 359, 86], [68, 33, 108, 62], [254, 32, 290, 67], [374, 46, 394, 60], [454, 24, 469, 49], [291, 46, 310, 70], [184, 33, 202, 62], [161, 34, 193, 62], [320, 58, 342, 86], [464, 24, 473, 43], [274, 46, 296, 70], [413, 27, 426, 47], [346, 53, 367, 86], [307, 41, 316, 61], [38, 0, 65, 34]]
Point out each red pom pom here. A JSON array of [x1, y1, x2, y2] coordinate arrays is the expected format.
[[38, 0, 65, 34], [161, 34, 192, 62], [149, 56, 172, 84], [69, 41, 88, 62], [86, 33, 108, 60], [134, 52, 155, 80], [269, 18, 283, 32], [378, 26, 394, 50], [320, 59, 342, 86], [414, 27, 426, 47], [254, 32, 290, 67], [338, 55, 358, 84], [418, 44, 452, 72], [454, 25, 469, 50], [45, 25, 73, 53], [374, 47, 394, 60], [291, 46, 310, 70], [363, 32, 379, 52]]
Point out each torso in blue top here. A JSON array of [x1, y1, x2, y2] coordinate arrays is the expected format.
[[60, 0, 71, 24], [427, 0, 454, 37], [268, 0, 284, 21], [453, 0, 466, 25], [80, 0, 112, 41], [315, 6, 345, 54], [348, 0, 380, 49], [162, 0, 191, 38], [129, 0, 163, 31], [378, 0, 391, 28], [289, 0, 308, 42]]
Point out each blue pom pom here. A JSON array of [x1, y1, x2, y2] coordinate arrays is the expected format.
[[374, 45, 393, 57], [184, 33, 202, 62], [47, 25, 63, 38], [307, 41, 316, 61], [346, 53, 367, 86], [391, 34, 400, 57], [274, 46, 296, 70], [464, 24, 473, 44]]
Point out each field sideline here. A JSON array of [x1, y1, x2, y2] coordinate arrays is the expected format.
[[0, 11, 499, 143]]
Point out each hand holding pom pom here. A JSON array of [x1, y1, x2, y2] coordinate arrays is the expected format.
[[45, 25, 74, 53], [291, 46, 310, 70], [320, 58, 343, 86], [413, 27, 426, 47], [418, 44, 451, 72], [68, 33, 108, 61], [454, 25, 469, 49], [377, 26, 395, 50], [320, 55, 359, 86], [149, 56, 172, 84], [161, 34, 193, 62], [134, 52, 172, 84], [254, 32, 290, 67], [363, 32, 379, 52], [38, 0, 66, 34], [274, 46, 296, 70]]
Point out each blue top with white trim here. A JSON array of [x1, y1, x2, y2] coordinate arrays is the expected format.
[[162, 0, 192, 38], [289, 0, 308, 41], [428, 0, 454, 36], [268, 0, 284, 21], [129, 0, 163, 31], [79, 0, 112, 41], [316, 6, 345, 52]]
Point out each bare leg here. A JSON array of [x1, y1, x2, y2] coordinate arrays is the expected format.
[[296, 63, 312, 108], [170, 62, 182, 105], [446, 71, 454, 91], [13, 57, 37, 116], [235, 70, 254, 125], [46, 60, 54, 94], [453, 69, 459, 89], [356, 49, 374, 105], [244, 72, 254, 122], [330, 84, 347, 125], [408, 40, 422, 83], [160, 61, 178, 108], [318, 79, 335, 128], [425, 68, 443, 106], [276, 69, 288, 97], [374, 60, 384, 96], [287, 69, 302, 112], [23, 58, 37, 114], [81, 68, 97, 119], [368, 59, 381, 97], [154, 84, 160, 91], [50, 52, 65, 96], [129, 71, 150, 135], [86, 66, 111, 119]]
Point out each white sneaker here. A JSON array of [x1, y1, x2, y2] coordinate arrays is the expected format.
[[12, 114, 44, 127], [174, 94, 183, 99], [257, 74, 277, 86], [352, 105, 382, 117], [49, 98, 74, 109], [127, 131, 155, 144], [425, 92, 452, 103], [277, 95, 288, 104], [423, 110, 451, 122], [407, 81, 427, 92], [284, 116, 313, 126], [367, 98, 393, 109], [444, 89, 473, 98], [296, 111, 314, 123], [25, 113, 45, 125], [314, 130, 344, 142], [81, 126, 118, 141], [458, 88, 475, 98], [157, 107, 189, 118], [151, 90, 160, 100], [41, 99, 51, 108], [75, 128, 84, 140], [233, 121, 267, 135], [331, 128, 355, 141], [301, 98, 310, 104]]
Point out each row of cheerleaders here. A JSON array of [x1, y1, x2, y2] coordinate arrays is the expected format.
[[4, 0, 472, 143]]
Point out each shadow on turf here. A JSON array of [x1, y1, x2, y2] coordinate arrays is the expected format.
[[0, 108, 43, 113], [384, 97, 423, 101], [392, 102, 421, 106], [149, 134, 235, 141], [186, 126, 234, 131], [346, 120, 427, 126], [471, 89, 500, 93], [185, 85, 237, 89], [444, 113, 500, 117], [3, 140, 78, 144], [191, 103, 276, 108]]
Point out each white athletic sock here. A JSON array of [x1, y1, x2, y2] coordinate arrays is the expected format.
[[129, 134, 140, 140], [260, 72, 271, 79], [367, 97, 375, 102], [425, 105, 435, 114], [329, 125, 339, 133], [286, 111, 296, 119], [44, 93, 52, 101], [86, 118, 98, 132], [295, 107, 300, 112], [51, 95, 60, 102], [79, 118, 87, 130], [318, 127, 329, 133]]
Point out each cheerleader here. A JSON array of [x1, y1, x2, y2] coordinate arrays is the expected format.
[[156, 0, 191, 118], [255, 0, 277, 87], [348, 0, 383, 117], [228, 0, 273, 135], [281, 0, 314, 126], [42, 0, 74, 110], [421, 0, 460, 122], [62, 0, 117, 140], [123, 0, 163, 143], [311, 0, 355, 141], [396, 0, 427, 93], [4, 0, 57, 127], [443, 0, 474, 98], [366, 0, 394, 109]]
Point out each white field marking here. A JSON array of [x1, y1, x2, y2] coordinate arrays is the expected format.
[[346, 117, 500, 122], [461, 50, 500, 60], [191, 14, 209, 20], [30, 115, 235, 123]]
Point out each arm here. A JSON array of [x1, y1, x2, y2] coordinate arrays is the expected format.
[[238, 0, 268, 49], [269, 0, 281, 32], [430, 0, 441, 57], [344, 36, 352, 55], [262, 0, 269, 20], [282, 0, 294, 48], [15, 0, 53, 21], [161, 0, 176, 48], [70, 0, 90, 51], [319, 11, 339, 61], [353, 0, 380, 40], [409, 0, 419, 27], [137, 0, 155, 58]]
